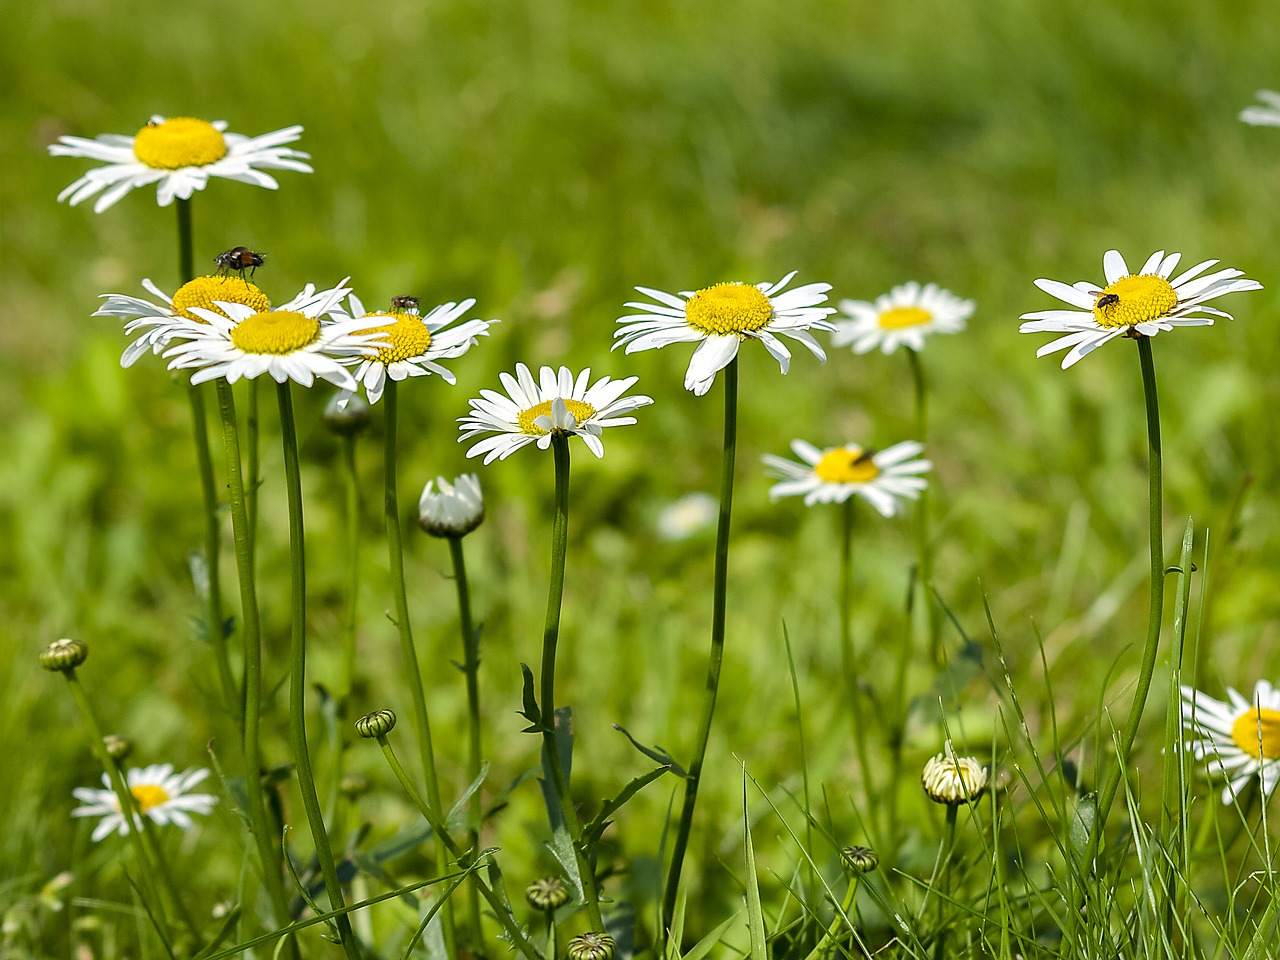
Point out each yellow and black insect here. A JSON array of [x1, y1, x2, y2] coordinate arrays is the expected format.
[[1095, 292, 1120, 314], [214, 246, 266, 282]]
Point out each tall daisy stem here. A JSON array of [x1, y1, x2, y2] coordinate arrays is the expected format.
[[330, 429, 362, 832], [541, 435, 605, 931], [277, 383, 360, 960], [906, 348, 939, 665], [448, 534, 486, 949], [384, 381, 458, 957], [840, 500, 874, 814], [662, 357, 738, 937]]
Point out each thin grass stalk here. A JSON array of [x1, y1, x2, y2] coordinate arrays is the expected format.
[[540, 434, 605, 930], [276, 382, 360, 959], [382, 380, 458, 956], [906, 348, 939, 665], [448, 534, 486, 948], [212, 379, 293, 933], [800, 873, 859, 960], [662, 357, 738, 937]]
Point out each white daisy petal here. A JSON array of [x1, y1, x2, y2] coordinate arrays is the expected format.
[[71, 763, 218, 841], [1181, 681, 1280, 804]]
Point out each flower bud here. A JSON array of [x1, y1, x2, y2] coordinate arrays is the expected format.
[[40, 638, 88, 673], [418, 474, 484, 538], [921, 741, 989, 805], [103, 735, 133, 763], [340, 770, 370, 799], [839, 845, 878, 874], [525, 876, 571, 911], [323, 391, 372, 436], [566, 932, 615, 960], [355, 709, 396, 739]]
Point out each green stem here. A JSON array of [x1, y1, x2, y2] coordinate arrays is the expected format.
[[276, 383, 360, 959], [330, 431, 362, 833], [662, 357, 738, 937], [540, 435, 604, 930], [924, 805, 958, 960], [246, 379, 261, 538], [375, 737, 544, 960], [801, 875, 859, 960], [449, 535, 486, 950], [176, 198, 194, 283], [383, 381, 458, 957], [906, 348, 939, 666], [213, 379, 293, 933], [839, 500, 874, 822]]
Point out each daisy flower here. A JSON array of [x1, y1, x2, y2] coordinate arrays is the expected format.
[[418, 473, 485, 538], [72, 764, 218, 842], [1019, 249, 1262, 369], [762, 439, 930, 517], [1241, 90, 1280, 127], [163, 280, 389, 389], [831, 281, 973, 355], [458, 363, 653, 463], [95, 274, 271, 367], [50, 116, 311, 213], [327, 293, 497, 403], [1181, 681, 1280, 804], [614, 271, 836, 396]]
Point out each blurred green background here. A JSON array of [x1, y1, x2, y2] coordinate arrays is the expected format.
[[5, 0, 1280, 949]]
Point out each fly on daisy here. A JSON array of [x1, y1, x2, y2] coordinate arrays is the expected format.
[[326, 293, 497, 403], [72, 764, 218, 842], [1241, 90, 1280, 127], [831, 281, 973, 355], [1019, 249, 1262, 369], [614, 271, 836, 396], [163, 280, 390, 389], [1181, 681, 1280, 804], [51, 116, 311, 213], [458, 363, 653, 463], [762, 439, 930, 517]]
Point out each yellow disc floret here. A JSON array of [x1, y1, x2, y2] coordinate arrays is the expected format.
[[685, 282, 774, 336], [130, 784, 170, 813], [878, 306, 933, 329], [171, 276, 271, 323], [360, 311, 433, 363], [1092, 274, 1179, 328], [133, 118, 228, 170], [1231, 707, 1280, 760], [815, 446, 880, 484], [517, 399, 596, 435], [230, 310, 321, 355]]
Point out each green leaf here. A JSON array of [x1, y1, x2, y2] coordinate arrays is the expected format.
[[447, 761, 491, 833], [612, 724, 689, 779], [583, 765, 673, 845], [682, 910, 742, 960], [518, 662, 545, 732], [743, 774, 767, 960]]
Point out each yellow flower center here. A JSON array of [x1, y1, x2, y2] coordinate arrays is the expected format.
[[878, 306, 932, 329], [130, 784, 170, 813], [516, 399, 596, 435], [360, 311, 432, 364], [171, 276, 271, 323], [1092, 274, 1179, 328], [814, 446, 880, 484], [684, 282, 773, 336], [229, 310, 321, 355], [133, 118, 228, 170], [1230, 707, 1280, 760]]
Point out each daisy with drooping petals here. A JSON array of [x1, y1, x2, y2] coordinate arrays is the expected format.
[[72, 764, 218, 842], [458, 363, 653, 463], [615, 271, 836, 396], [327, 294, 497, 403], [1181, 681, 1280, 804], [1019, 249, 1262, 369], [50, 116, 312, 213], [95, 275, 272, 367], [1241, 90, 1280, 127], [163, 281, 389, 389], [763, 439, 930, 517], [831, 281, 973, 355]]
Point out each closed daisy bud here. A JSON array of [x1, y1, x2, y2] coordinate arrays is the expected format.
[[323, 391, 372, 436], [40, 638, 88, 673], [566, 932, 616, 960], [355, 709, 397, 739], [525, 876, 571, 911], [103, 735, 133, 763], [839, 845, 879, 874], [418, 474, 485, 538], [921, 741, 989, 805]]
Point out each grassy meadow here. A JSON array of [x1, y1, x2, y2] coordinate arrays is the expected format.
[[6, 0, 1280, 956]]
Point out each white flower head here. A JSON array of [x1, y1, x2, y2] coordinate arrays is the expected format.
[[419, 474, 485, 538], [327, 294, 498, 404], [458, 363, 653, 464], [614, 271, 836, 396], [656, 492, 718, 542], [72, 764, 218, 842], [163, 280, 389, 389], [921, 741, 989, 805], [1181, 681, 1280, 804], [1019, 249, 1262, 369], [51, 115, 312, 213], [1241, 90, 1280, 128], [762, 439, 930, 517], [94, 274, 272, 368], [831, 281, 973, 355]]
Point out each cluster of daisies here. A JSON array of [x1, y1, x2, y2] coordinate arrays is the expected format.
[[49, 96, 1280, 841]]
